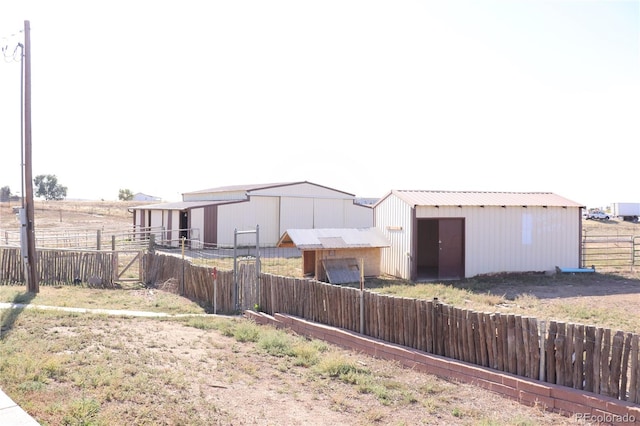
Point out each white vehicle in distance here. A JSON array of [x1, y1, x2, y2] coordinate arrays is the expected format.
[[585, 211, 610, 220]]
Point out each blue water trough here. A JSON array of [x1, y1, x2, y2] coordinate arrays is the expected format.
[[556, 266, 596, 274]]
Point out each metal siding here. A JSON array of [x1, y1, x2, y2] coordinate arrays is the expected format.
[[375, 193, 413, 280], [165, 210, 181, 248], [149, 210, 163, 245], [190, 208, 205, 248], [164, 210, 172, 244], [345, 202, 374, 227], [314, 199, 344, 228], [218, 197, 279, 247], [416, 205, 580, 277], [149, 210, 162, 228], [280, 197, 314, 231]]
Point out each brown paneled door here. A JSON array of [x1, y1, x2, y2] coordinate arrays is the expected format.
[[438, 218, 464, 279]]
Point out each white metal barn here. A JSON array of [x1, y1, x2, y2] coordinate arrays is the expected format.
[[131, 181, 373, 248], [374, 190, 584, 281]]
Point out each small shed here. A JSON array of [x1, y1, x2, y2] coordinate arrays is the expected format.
[[374, 190, 584, 281], [277, 228, 390, 284]]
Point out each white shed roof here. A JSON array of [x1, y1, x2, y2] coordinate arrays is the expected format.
[[382, 190, 584, 208], [278, 228, 390, 250]]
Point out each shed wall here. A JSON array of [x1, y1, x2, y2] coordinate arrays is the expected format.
[[420, 205, 579, 277], [375, 193, 414, 280]]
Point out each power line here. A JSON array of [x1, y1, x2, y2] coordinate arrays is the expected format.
[[1, 30, 23, 63]]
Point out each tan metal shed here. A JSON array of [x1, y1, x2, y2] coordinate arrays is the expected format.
[[374, 190, 585, 281]]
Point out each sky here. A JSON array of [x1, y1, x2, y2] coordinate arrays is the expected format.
[[0, 1, 638, 208]]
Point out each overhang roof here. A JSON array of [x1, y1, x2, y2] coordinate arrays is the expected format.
[[381, 190, 584, 208], [129, 200, 243, 211], [277, 228, 391, 250]]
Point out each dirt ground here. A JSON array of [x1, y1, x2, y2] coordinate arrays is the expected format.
[[95, 317, 577, 425], [486, 267, 640, 312], [1, 201, 638, 424]]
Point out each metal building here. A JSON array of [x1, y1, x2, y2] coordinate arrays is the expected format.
[[374, 190, 584, 281], [131, 181, 373, 248]]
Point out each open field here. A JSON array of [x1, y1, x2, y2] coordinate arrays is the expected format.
[[2, 201, 640, 424], [0, 200, 140, 230]]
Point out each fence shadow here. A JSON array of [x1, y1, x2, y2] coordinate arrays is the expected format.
[[1, 291, 36, 340]]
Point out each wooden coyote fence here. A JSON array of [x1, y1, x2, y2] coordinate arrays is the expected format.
[[0, 247, 123, 287], [144, 252, 257, 314], [258, 275, 640, 405]]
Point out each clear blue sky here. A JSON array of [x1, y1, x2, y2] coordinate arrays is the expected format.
[[1, 1, 638, 208]]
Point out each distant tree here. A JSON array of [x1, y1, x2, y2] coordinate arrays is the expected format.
[[0, 186, 10, 202], [118, 188, 134, 201], [34, 174, 67, 201]]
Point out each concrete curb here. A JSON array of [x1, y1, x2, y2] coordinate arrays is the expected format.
[[0, 389, 40, 425]]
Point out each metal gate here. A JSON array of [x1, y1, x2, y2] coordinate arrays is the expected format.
[[581, 234, 639, 269]]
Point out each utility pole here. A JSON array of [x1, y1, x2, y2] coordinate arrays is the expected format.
[[23, 20, 38, 293]]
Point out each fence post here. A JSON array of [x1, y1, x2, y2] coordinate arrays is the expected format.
[[97, 229, 101, 250], [211, 267, 218, 315], [180, 237, 185, 296], [148, 234, 155, 254], [539, 320, 546, 382], [360, 258, 364, 334]]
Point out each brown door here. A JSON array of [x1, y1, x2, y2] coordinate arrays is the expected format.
[[438, 219, 464, 279]]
